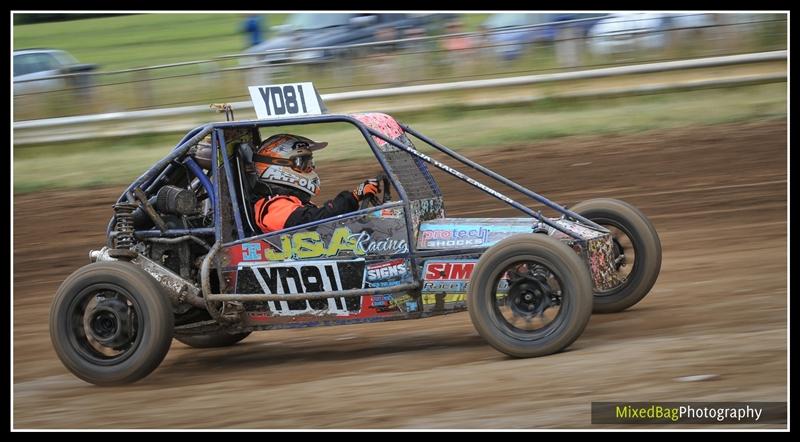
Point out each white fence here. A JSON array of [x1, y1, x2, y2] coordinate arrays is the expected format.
[[14, 50, 787, 129]]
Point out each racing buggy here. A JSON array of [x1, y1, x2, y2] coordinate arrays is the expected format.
[[50, 83, 661, 385]]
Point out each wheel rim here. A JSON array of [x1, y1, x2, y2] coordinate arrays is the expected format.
[[65, 283, 144, 366], [594, 220, 637, 296], [490, 260, 568, 340]]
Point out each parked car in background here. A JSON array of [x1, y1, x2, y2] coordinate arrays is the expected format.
[[242, 13, 438, 65], [586, 13, 714, 56], [480, 13, 608, 61], [13, 49, 97, 95]]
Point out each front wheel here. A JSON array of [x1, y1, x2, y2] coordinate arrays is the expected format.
[[49, 261, 174, 386], [570, 198, 662, 313], [468, 234, 594, 358]]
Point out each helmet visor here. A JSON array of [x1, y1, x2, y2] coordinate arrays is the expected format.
[[253, 151, 315, 173], [291, 153, 315, 173]]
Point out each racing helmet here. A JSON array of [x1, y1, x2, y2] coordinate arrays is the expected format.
[[252, 134, 328, 198]]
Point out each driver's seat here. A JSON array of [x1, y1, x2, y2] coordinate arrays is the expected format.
[[232, 144, 259, 237]]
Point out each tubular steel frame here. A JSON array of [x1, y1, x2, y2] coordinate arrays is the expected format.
[[109, 114, 607, 306]]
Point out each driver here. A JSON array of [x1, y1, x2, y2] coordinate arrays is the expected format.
[[250, 134, 380, 233]]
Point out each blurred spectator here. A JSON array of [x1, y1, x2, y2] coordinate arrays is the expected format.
[[587, 13, 667, 59], [554, 22, 581, 68], [474, 19, 498, 62], [241, 15, 274, 87], [242, 15, 264, 49], [372, 27, 398, 85], [442, 19, 472, 51], [480, 14, 545, 62], [400, 25, 430, 83], [441, 19, 476, 74], [426, 13, 458, 37]]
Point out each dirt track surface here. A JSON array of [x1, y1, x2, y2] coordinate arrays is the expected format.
[[13, 120, 787, 429]]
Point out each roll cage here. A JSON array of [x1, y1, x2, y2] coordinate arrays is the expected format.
[[106, 113, 607, 313]]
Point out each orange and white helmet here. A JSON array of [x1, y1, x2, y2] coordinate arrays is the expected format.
[[253, 134, 327, 197]]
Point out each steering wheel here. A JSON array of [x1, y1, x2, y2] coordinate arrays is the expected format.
[[359, 173, 392, 210]]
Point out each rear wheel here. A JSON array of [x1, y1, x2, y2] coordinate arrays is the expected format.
[[570, 198, 662, 313], [468, 234, 593, 357], [49, 261, 174, 386], [174, 331, 251, 348]]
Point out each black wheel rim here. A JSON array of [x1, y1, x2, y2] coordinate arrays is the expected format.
[[65, 283, 144, 366], [490, 259, 568, 341], [593, 219, 637, 296]]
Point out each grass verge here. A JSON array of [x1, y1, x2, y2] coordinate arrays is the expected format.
[[13, 82, 786, 193]]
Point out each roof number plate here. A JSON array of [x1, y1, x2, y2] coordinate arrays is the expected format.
[[248, 82, 323, 120]]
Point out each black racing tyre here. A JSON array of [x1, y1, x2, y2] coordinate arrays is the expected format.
[[174, 331, 251, 348], [467, 234, 594, 358], [570, 198, 662, 313], [49, 261, 174, 386]]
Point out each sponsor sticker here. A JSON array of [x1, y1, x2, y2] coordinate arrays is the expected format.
[[261, 165, 319, 195], [228, 226, 409, 265], [266, 226, 409, 260], [422, 293, 466, 305], [366, 259, 410, 288], [418, 224, 533, 249], [421, 259, 511, 294], [422, 260, 477, 293]]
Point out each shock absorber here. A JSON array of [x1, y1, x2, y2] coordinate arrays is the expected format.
[[108, 202, 139, 259]]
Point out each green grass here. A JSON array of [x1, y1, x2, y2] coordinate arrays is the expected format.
[[13, 13, 289, 70], [13, 83, 786, 193], [13, 13, 493, 71]]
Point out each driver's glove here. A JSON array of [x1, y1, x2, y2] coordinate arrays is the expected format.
[[353, 179, 380, 201]]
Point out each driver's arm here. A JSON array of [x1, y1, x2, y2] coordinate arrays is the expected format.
[[284, 180, 379, 228], [285, 191, 359, 227]]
